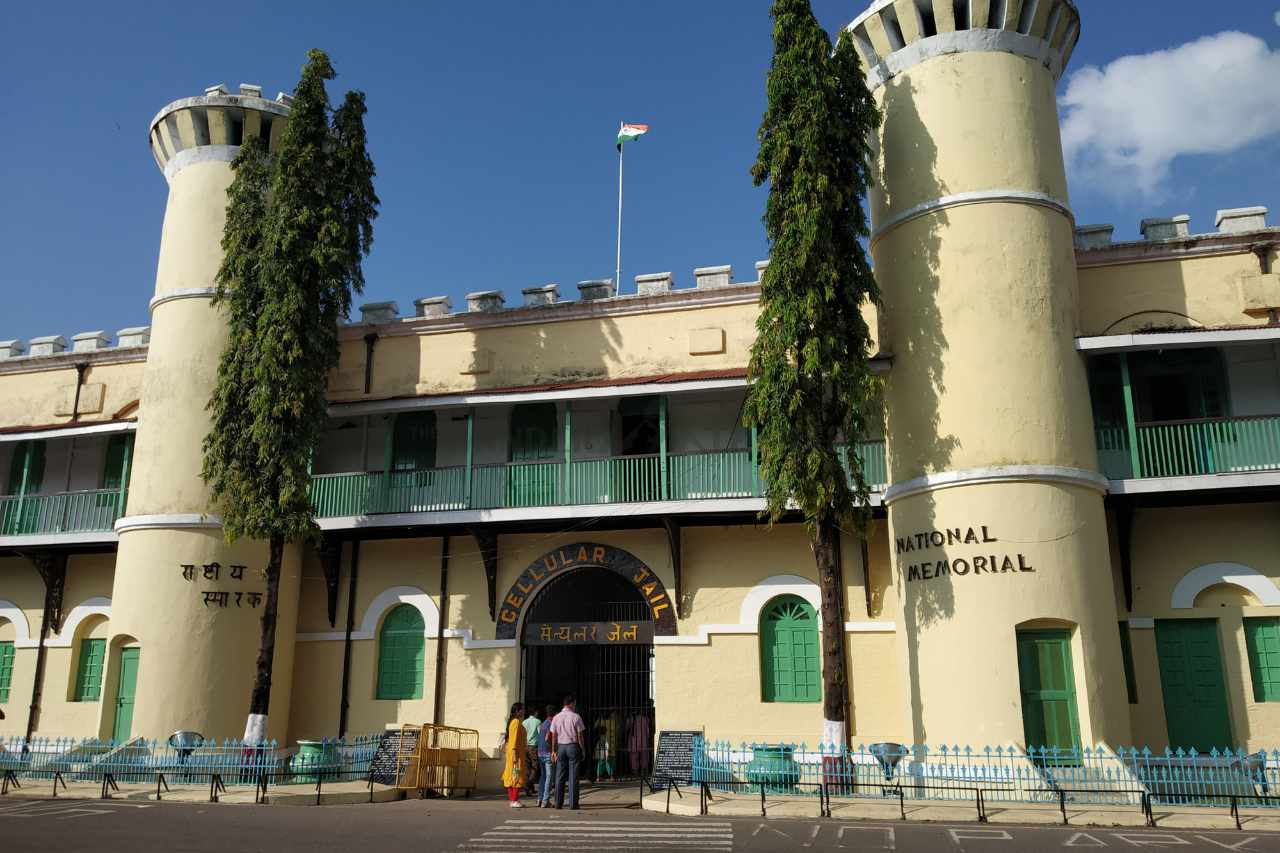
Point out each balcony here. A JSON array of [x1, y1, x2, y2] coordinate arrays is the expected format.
[[0, 489, 128, 537], [309, 442, 887, 519], [1096, 414, 1280, 480]]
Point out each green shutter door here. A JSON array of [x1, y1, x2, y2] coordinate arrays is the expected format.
[[760, 597, 821, 703], [1155, 619, 1233, 750], [389, 412, 438, 508], [0, 641, 14, 703], [74, 638, 106, 701], [5, 441, 46, 535], [508, 403, 557, 506], [1245, 618, 1280, 702], [1016, 630, 1082, 753], [112, 647, 140, 742]]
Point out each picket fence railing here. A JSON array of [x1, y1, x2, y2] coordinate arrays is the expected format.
[[693, 740, 1280, 810], [0, 735, 380, 787]]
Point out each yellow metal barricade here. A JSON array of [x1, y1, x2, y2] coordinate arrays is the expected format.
[[394, 725, 424, 791], [399, 723, 480, 795]]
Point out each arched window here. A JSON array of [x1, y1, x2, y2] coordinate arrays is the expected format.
[[759, 595, 821, 703], [376, 604, 425, 700]]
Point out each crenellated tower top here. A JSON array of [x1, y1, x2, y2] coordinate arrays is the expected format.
[[148, 83, 292, 183], [847, 0, 1081, 91]]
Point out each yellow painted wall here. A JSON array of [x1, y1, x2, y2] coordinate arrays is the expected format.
[[0, 360, 145, 430], [1122, 502, 1280, 751], [889, 480, 1131, 747], [109, 528, 301, 742], [1078, 252, 1270, 336]]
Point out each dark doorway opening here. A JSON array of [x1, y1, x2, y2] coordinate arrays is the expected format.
[[521, 568, 654, 780]]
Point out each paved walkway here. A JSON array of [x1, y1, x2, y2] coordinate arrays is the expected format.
[[642, 789, 1280, 832]]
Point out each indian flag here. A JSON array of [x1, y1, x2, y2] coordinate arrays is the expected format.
[[617, 122, 650, 148]]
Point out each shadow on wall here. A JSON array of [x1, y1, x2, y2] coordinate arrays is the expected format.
[[878, 76, 956, 746]]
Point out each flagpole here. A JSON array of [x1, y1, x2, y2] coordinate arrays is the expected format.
[[616, 126, 625, 294]]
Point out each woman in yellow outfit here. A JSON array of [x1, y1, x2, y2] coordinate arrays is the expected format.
[[501, 702, 527, 807]]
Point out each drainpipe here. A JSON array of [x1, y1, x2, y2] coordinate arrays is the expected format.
[[337, 539, 361, 739], [432, 535, 451, 726], [362, 334, 378, 395], [70, 362, 88, 423], [24, 553, 66, 746]]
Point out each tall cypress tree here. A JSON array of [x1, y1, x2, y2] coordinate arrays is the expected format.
[[203, 49, 379, 743], [745, 0, 881, 748]]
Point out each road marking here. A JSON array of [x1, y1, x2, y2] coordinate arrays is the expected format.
[[1113, 834, 1192, 847], [948, 828, 1014, 845], [1064, 833, 1108, 847], [1194, 838, 1259, 851], [461, 818, 732, 851], [838, 825, 896, 849]]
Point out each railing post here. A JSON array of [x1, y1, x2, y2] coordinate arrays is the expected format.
[[381, 414, 396, 513], [116, 435, 133, 519], [13, 441, 33, 535], [659, 395, 669, 500], [750, 424, 759, 496], [465, 409, 474, 509], [563, 401, 573, 504], [1119, 353, 1142, 478]]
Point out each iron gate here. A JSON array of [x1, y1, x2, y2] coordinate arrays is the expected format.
[[520, 570, 655, 780]]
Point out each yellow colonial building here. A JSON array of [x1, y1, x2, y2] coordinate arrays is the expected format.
[[3, 0, 1280, 776]]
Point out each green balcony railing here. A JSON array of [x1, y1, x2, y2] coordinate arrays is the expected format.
[[1095, 414, 1280, 480], [0, 489, 127, 537], [309, 442, 889, 519]]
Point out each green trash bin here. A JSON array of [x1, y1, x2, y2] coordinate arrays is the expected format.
[[745, 745, 801, 793], [290, 740, 340, 784]]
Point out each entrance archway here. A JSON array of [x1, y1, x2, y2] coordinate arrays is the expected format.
[[520, 567, 654, 780]]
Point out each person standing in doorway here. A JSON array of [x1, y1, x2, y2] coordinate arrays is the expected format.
[[501, 702, 528, 808], [537, 704, 556, 807], [522, 704, 543, 796], [549, 693, 586, 809]]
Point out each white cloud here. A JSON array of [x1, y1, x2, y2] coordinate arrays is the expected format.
[[1059, 31, 1280, 196], [1274, 10, 1280, 27]]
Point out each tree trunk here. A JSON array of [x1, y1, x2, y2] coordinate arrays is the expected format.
[[810, 517, 849, 749], [244, 533, 284, 745]]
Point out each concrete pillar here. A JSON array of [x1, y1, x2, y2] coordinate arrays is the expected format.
[[108, 88, 301, 743], [849, 0, 1132, 747]]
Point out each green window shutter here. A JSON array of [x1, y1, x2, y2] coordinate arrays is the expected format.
[[101, 434, 133, 491], [0, 641, 14, 703], [509, 403, 558, 462], [391, 412, 437, 473], [7, 441, 46, 494], [1244, 617, 1280, 702], [74, 638, 106, 701], [377, 605, 425, 700], [1118, 621, 1139, 704], [759, 596, 821, 704]]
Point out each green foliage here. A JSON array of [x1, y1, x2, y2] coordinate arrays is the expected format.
[[746, 0, 881, 533], [203, 49, 380, 546]]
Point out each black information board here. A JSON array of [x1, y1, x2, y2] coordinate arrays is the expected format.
[[368, 728, 421, 785], [651, 730, 701, 789]]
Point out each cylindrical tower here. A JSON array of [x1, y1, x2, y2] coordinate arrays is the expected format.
[[106, 86, 302, 743], [850, 2, 1131, 747]]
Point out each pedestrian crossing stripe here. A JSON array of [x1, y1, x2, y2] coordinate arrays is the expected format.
[[459, 818, 733, 851]]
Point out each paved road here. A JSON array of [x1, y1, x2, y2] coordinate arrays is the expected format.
[[3, 795, 1278, 852]]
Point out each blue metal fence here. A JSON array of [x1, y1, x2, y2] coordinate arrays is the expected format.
[[0, 735, 381, 787], [693, 740, 1280, 810]]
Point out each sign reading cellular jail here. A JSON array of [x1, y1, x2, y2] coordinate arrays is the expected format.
[[896, 526, 1035, 584], [495, 543, 678, 640]]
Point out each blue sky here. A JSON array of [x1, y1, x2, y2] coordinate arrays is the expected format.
[[2, 1, 1278, 343]]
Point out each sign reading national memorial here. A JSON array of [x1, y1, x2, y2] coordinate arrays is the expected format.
[[895, 525, 1036, 584], [495, 543, 678, 640]]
